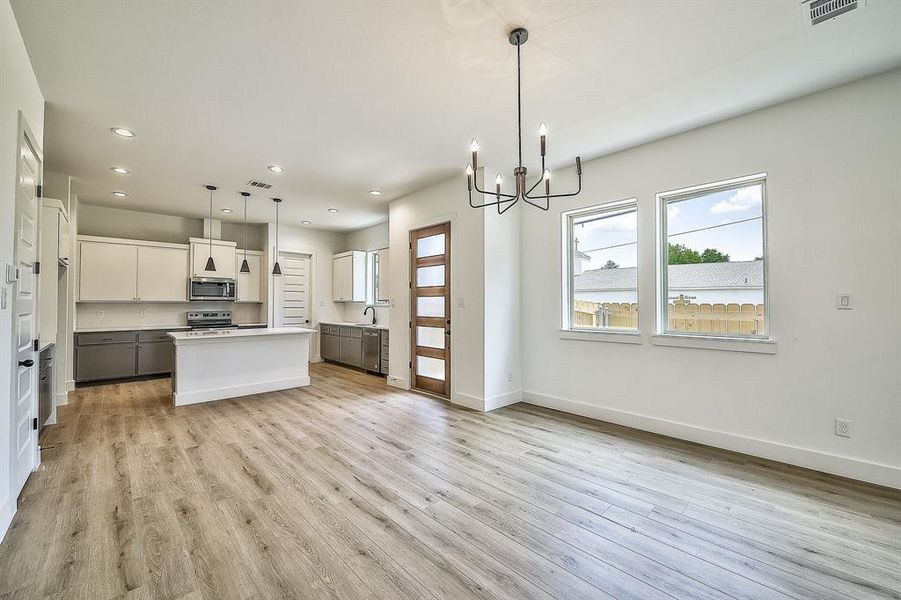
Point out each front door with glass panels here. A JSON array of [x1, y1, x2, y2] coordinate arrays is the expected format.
[[410, 223, 450, 398]]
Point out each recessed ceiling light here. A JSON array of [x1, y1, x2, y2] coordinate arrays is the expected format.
[[267, 165, 285, 174], [110, 166, 130, 174], [300, 220, 311, 225], [328, 208, 339, 214], [368, 189, 383, 196], [220, 208, 233, 214], [110, 127, 135, 137], [112, 191, 128, 197]]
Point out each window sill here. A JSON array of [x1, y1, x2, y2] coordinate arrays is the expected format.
[[559, 329, 643, 345], [651, 334, 777, 354]]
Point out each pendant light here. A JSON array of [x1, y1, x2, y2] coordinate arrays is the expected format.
[[204, 185, 217, 271], [239, 191, 251, 273], [271, 197, 282, 275]]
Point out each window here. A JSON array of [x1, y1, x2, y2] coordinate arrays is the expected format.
[[365, 249, 388, 306], [563, 200, 638, 331], [658, 173, 767, 339]]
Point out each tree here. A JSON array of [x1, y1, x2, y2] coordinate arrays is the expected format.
[[668, 243, 730, 264], [668, 243, 701, 265], [700, 248, 730, 263], [603, 260, 618, 269]]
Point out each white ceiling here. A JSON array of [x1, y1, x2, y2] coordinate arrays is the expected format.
[[12, 0, 901, 231]]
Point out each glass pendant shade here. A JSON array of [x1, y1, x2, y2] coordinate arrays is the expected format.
[[271, 261, 282, 275], [204, 185, 217, 271], [205, 256, 216, 271], [240, 258, 250, 273], [271, 197, 282, 276]]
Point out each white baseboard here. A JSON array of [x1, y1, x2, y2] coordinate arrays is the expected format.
[[522, 390, 901, 490], [387, 375, 408, 390], [174, 376, 311, 407], [485, 389, 522, 412], [0, 494, 14, 544], [65, 379, 74, 392], [451, 392, 484, 411], [55, 391, 69, 407]]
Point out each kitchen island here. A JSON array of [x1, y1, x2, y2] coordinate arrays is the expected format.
[[168, 327, 315, 406]]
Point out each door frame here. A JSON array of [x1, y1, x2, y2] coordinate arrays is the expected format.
[[9, 112, 44, 490], [409, 221, 451, 398]]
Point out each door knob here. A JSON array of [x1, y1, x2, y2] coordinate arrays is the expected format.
[[19, 359, 34, 367]]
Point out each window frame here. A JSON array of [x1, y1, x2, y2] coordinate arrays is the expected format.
[[366, 248, 389, 307], [656, 172, 771, 341], [561, 198, 640, 336]]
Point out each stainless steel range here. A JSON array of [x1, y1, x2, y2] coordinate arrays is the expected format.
[[186, 310, 238, 330]]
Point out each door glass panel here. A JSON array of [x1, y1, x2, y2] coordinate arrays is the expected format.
[[416, 356, 445, 380], [417, 326, 445, 349], [417, 234, 445, 258], [416, 296, 445, 318], [416, 265, 445, 287]]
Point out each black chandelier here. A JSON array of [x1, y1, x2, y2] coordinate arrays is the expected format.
[[466, 28, 582, 214]]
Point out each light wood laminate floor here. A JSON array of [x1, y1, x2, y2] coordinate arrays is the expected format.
[[1, 362, 900, 600]]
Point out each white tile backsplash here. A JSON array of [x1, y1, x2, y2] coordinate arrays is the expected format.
[[76, 302, 264, 329], [341, 302, 389, 326]]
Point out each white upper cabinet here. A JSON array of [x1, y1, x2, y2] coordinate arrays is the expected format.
[[235, 250, 263, 303], [57, 211, 70, 265], [333, 251, 366, 302], [39, 199, 68, 345], [377, 247, 390, 302], [77, 236, 190, 303], [190, 238, 237, 279], [79, 240, 138, 302], [137, 246, 188, 301]]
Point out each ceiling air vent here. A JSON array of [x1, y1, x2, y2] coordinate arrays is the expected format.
[[246, 180, 272, 189], [802, 0, 865, 27]]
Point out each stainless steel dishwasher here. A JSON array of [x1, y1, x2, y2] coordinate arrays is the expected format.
[[362, 329, 381, 373]]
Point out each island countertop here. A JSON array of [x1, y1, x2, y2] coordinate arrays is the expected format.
[[168, 326, 316, 343]]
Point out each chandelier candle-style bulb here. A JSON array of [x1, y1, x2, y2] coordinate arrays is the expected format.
[[463, 28, 583, 213]]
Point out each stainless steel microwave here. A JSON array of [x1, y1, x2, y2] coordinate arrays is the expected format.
[[189, 278, 236, 301]]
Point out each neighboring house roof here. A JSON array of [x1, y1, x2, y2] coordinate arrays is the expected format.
[[574, 260, 763, 291]]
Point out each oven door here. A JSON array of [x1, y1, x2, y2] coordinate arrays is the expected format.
[[190, 278, 236, 301]]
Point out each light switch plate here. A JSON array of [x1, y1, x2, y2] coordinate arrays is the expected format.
[[5, 264, 18, 284], [456, 297, 465, 308], [836, 293, 853, 310], [0, 287, 7, 310]]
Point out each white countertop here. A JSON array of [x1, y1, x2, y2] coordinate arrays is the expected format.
[[321, 321, 388, 331], [168, 326, 316, 342], [75, 323, 267, 334]]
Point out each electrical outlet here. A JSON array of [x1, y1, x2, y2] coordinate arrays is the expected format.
[[140, 309, 147, 318], [836, 294, 853, 310], [834, 419, 851, 438], [95, 310, 105, 318], [506, 371, 512, 383]]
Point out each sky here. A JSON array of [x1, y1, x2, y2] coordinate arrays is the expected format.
[[573, 184, 763, 271]]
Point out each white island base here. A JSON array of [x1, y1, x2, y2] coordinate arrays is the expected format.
[[168, 327, 316, 406]]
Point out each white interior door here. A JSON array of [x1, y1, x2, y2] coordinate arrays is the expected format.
[[274, 252, 311, 327], [13, 125, 41, 494]]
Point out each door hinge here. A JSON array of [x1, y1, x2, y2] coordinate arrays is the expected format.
[[33, 339, 39, 351], [32, 417, 38, 431], [36, 185, 43, 198], [409, 361, 412, 369], [34, 261, 40, 275]]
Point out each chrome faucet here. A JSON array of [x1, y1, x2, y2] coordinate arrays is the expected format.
[[363, 306, 376, 325]]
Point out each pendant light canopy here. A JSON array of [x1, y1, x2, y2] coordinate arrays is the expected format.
[[465, 28, 582, 214], [239, 191, 251, 274], [271, 197, 282, 275], [204, 185, 217, 271]]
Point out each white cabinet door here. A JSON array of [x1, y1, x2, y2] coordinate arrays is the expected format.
[[377, 248, 389, 302], [57, 212, 70, 263], [39, 205, 59, 344], [191, 241, 237, 279], [333, 254, 351, 301], [236, 253, 262, 302], [79, 241, 138, 301], [350, 251, 366, 302], [137, 246, 188, 301]]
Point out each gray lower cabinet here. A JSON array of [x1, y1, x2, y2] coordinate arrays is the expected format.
[[76, 329, 177, 382], [321, 334, 339, 361], [137, 341, 172, 375], [339, 335, 362, 367], [76, 342, 138, 382]]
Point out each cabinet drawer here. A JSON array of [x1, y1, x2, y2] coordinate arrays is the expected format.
[[380, 358, 389, 375], [138, 330, 177, 342], [76, 331, 137, 345], [320, 324, 332, 335], [339, 326, 362, 338]]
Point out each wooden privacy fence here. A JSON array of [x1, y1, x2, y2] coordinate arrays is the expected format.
[[574, 300, 766, 335]]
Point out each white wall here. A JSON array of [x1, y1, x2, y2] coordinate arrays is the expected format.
[[520, 70, 901, 489], [340, 221, 389, 325], [388, 176, 486, 406], [0, 0, 45, 539]]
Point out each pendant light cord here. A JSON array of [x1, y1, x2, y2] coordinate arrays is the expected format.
[[243, 195, 247, 260], [208, 188, 213, 258]]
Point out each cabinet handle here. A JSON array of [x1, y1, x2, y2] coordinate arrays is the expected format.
[[19, 359, 34, 367]]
